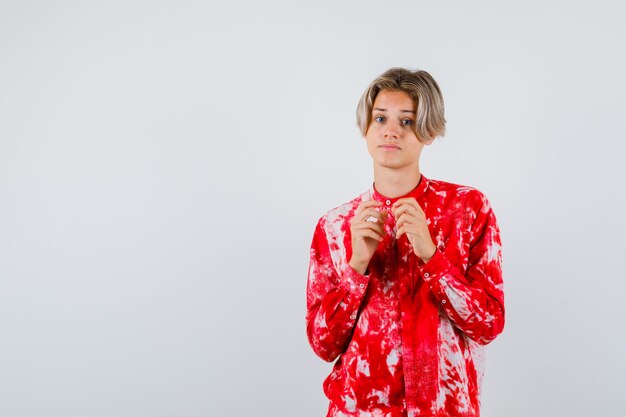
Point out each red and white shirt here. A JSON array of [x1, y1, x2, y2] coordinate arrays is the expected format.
[[306, 174, 505, 417]]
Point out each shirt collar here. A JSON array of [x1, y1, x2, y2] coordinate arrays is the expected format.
[[369, 173, 430, 207]]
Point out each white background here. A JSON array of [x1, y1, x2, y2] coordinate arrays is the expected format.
[[1, 1, 625, 416]]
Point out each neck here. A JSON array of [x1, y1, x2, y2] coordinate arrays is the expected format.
[[373, 164, 422, 198]]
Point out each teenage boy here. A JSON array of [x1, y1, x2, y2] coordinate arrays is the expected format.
[[306, 68, 505, 417]]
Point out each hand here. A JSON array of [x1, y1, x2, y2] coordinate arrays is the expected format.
[[392, 198, 437, 262], [348, 200, 388, 274]]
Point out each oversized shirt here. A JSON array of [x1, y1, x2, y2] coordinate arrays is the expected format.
[[306, 174, 505, 417]]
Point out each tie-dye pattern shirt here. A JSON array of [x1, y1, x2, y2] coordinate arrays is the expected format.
[[306, 174, 505, 417]]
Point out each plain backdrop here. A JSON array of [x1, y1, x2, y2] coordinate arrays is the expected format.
[[1, 1, 625, 416]]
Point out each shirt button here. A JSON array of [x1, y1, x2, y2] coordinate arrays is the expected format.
[[350, 314, 357, 320], [424, 272, 430, 278], [441, 299, 447, 304], [385, 199, 391, 205], [359, 283, 365, 289]]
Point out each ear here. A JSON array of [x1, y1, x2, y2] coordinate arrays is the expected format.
[[423, 136, 436, 146]]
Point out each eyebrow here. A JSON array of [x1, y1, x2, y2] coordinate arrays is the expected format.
[[372, 107, 415, 113]]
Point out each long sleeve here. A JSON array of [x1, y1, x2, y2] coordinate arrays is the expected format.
[[420, 196, 505, 345], [308, 180, 504, 417], [305, 218, 370, 362]]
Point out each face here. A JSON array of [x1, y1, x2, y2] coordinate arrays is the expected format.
[[364, 89, 432, 172]]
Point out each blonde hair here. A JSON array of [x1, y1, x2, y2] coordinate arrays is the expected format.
[[356, 67, 446, 142]]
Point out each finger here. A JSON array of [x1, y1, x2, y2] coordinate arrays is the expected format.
[[396, 224, 417, 239], [353, 224, 384, 241], [392, 197, 419, 208], [353, 221, 385, 236], [392, 198, 422, 213], [397, 209, 421, 224], [352, 211, 382, 227], [395, 214, 414, 230], [358, 208, 387, 223], [359, 229, 384, 241], [355, 200, 383, 216], [395, 205, 427, 223], [392, 205, 411, 219], [391, 202, 415, 218], [366, 211, 389, 224], [396, 225, 416, 241], [393, 207, 418, 223]]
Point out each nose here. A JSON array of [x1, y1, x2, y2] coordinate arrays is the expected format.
[[384, 123, 401, 139]]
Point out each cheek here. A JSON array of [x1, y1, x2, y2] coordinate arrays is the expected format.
[[411, 144, 425, 156]]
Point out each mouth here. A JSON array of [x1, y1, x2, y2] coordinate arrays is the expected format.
[[379, 145, 401, 150]]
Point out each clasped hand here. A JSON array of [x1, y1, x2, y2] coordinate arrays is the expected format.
[[348, 198, 436, 274]]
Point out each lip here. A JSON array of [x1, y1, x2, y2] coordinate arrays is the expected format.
[[379, 145, 401, 150]]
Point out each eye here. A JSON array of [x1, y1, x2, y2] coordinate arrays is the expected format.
[[401, 119, 414, 126], [374, 115, 385, 123]]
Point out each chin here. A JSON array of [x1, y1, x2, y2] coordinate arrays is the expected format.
[[376, 160, 407, 169]]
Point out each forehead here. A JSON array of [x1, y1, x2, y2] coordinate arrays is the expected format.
[[373, 89, 415, 110]]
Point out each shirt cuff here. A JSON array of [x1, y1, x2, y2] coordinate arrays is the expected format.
[[419, 248, 471, 286], [419, 248, 451, 284], [340, 264, 370, 296]]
